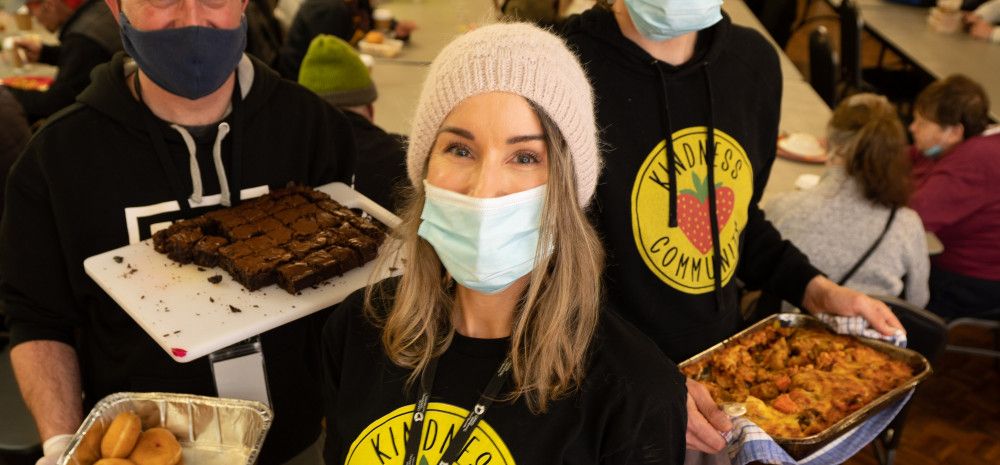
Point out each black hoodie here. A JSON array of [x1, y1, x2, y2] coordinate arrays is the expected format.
[[1, 52, 355, 464], [563, 9, 821, 362]]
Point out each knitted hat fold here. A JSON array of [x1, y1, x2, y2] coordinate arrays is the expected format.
[[406, 22, 600, 206]]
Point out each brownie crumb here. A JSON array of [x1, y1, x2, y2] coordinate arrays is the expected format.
[[253, 304, 259, 308], [140, 295, 145, 300], [209, 297, 215, 303], [113, 256, 124, 263], [229, 305, 242, 313], [208, 275, 223, 284]]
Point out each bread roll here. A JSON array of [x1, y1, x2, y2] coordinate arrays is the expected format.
[[95, 459, 138, 465], [71, 420, 105, 465], [101, 412, 142, 458], [364, 30, 385, 44], [128, 428, 182, 465]]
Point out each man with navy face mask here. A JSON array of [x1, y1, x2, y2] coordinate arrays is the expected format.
[[563, 1, 906, 462], [1, 0, 356, 464]]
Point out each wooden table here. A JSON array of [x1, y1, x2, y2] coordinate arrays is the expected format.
[[371, 0, 496, 134], [725, 0, 831, 204], [837, 0, 1000, 120]]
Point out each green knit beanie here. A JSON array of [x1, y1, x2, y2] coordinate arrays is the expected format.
[[298, 34, 377, 107]]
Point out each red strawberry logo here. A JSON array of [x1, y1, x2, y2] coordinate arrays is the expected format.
[[677, 172, 734, 254]]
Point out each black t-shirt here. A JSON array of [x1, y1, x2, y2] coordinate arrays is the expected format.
[[322, 281, 688, 465]]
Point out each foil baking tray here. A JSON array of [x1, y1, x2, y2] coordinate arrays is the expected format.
[[678, 313, 932, 460], [57, 392, 273, 465]]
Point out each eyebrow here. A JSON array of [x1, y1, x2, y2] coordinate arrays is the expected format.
[[436, 127, 545, 145], [506, 134, 545, 144], [437, 126, 474, 140]]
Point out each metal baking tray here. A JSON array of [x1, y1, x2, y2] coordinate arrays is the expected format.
[[57, 392, 273, 465], [678, 313, 932, 460]]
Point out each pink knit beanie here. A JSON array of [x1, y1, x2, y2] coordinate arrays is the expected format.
[[405, 22, 600, 206]]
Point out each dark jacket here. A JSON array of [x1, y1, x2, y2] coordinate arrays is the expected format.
[[563, 8, 821, 362], [7, 0, 122, 122], [322, 279, 687, 465], [343, 110, 408, 213], [0, 88, 30, 221], [1, 52, 356, 465]]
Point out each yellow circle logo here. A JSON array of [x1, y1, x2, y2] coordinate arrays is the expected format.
[[345, 402, 516, 465], [631, 127, 753, 294]]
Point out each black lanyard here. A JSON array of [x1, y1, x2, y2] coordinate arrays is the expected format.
[[404, 355, 512, 465]]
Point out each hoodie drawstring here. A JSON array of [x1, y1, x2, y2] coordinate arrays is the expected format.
[[702, 62, 724, 311], [170, 123, 233, 207], [654, 60, 724, 312], [169, 124, 203, 205], [655, 63, 679, 229]]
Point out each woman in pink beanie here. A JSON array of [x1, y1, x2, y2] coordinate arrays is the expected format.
[[320, 22, 686, 465]]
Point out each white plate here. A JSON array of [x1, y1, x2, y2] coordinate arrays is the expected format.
[[83, 182, 402, 363], [778, 133, 825, 158], [358, 38, 404, 58]]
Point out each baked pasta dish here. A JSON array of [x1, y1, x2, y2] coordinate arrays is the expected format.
[[681, 324, 913, 438]]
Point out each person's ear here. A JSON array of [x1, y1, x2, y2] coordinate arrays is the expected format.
[[945, 123, 965, 144]]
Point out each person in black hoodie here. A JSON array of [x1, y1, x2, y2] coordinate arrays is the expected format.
[[563, 0, 905, 459], [6, 0, 122, 123], [0, 0, 355, 464]]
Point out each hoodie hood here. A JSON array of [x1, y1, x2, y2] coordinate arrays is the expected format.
[[563, 6, 732, 78], [78, 52, 280, 209], [79, 51, 272, 132]]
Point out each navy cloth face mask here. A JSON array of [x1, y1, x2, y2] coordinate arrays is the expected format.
[[119, 11, 247, 100]]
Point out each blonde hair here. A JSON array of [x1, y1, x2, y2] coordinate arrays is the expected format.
[[365, 103, 604, 413]]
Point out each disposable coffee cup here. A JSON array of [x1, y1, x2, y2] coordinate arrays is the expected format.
[[2, 37, 23, 68], [373, 8, 393, 32], [15, 11, 32, 31], [936, 0, 961, 12], [928, 6, 962, 33]]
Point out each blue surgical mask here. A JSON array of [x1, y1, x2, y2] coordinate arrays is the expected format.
[[922, 144, 944, 158], [624, 0, 723, 41], [417, 181, 547, 295], [119, 11, 247, 100]]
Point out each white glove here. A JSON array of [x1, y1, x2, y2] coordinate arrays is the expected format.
[[36, 434, 73, 465]]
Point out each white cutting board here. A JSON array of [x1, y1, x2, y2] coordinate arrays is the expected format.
[[83, 182, 402, 363]]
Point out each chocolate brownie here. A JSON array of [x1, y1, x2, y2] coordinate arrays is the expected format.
[[153, 184, 387, 294], [231, 247, 293, 290], [165, 228, 204, 264], [192, 236, 229, 267], [345, 235, 379, 262]]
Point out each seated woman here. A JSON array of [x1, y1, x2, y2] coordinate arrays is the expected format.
[[321, 23, 686, 465], [766, 94, 930, 308], [907, 75, 1000, 318]]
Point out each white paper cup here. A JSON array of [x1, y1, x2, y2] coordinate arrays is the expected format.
[[373, 8, 393, 32]]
